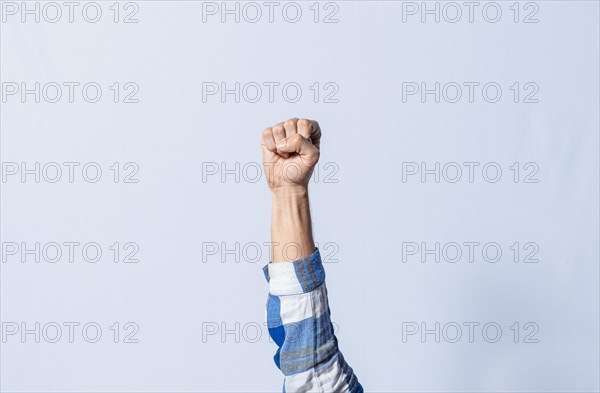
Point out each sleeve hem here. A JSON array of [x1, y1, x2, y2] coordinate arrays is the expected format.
[[262, 248, 326, 296]]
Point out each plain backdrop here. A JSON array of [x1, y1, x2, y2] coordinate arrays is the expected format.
[[1, 1, 599, 392]]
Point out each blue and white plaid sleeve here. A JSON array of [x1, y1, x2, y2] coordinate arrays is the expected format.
[[262, 248, 363, 393]]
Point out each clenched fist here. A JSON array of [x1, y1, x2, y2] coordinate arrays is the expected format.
[[261, 118, 321, 194]]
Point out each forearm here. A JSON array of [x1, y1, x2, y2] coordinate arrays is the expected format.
[[271, 188, 315, 263]]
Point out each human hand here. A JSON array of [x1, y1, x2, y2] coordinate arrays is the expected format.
[[261, 118, 321, 194]]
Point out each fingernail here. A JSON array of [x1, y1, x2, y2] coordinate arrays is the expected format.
[[276, 140, 287, 149]]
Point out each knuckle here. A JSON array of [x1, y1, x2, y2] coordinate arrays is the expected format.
[[297, 118, 311, 127], [284, 118, 298, 127]]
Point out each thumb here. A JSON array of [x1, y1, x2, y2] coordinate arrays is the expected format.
[[276, 134, 320, 163]]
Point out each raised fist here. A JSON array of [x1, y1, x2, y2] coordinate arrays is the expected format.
[[261, 118, 321, 194]]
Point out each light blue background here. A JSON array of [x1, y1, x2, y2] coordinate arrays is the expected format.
[[1, 1, 599, 391]]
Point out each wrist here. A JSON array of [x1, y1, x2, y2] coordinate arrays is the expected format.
[[271, 186, 309, 199], [271, 187, 309, 215]]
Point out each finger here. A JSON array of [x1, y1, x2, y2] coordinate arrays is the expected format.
[[276, 134, 320, 165], [309, 120, 322, 150], [261, 127, 276, 152], [283, 118, 299, 137], [271, 123, 289, 158], [296, 118, 312, 139]]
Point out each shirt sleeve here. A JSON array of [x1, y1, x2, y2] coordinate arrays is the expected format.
[[262, 248, 363, 393]]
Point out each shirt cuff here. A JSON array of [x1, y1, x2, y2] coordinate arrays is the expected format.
[[262, 248, 326, 296]]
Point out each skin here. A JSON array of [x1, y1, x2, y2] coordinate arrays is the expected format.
[[261, 118, 322, 263]]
